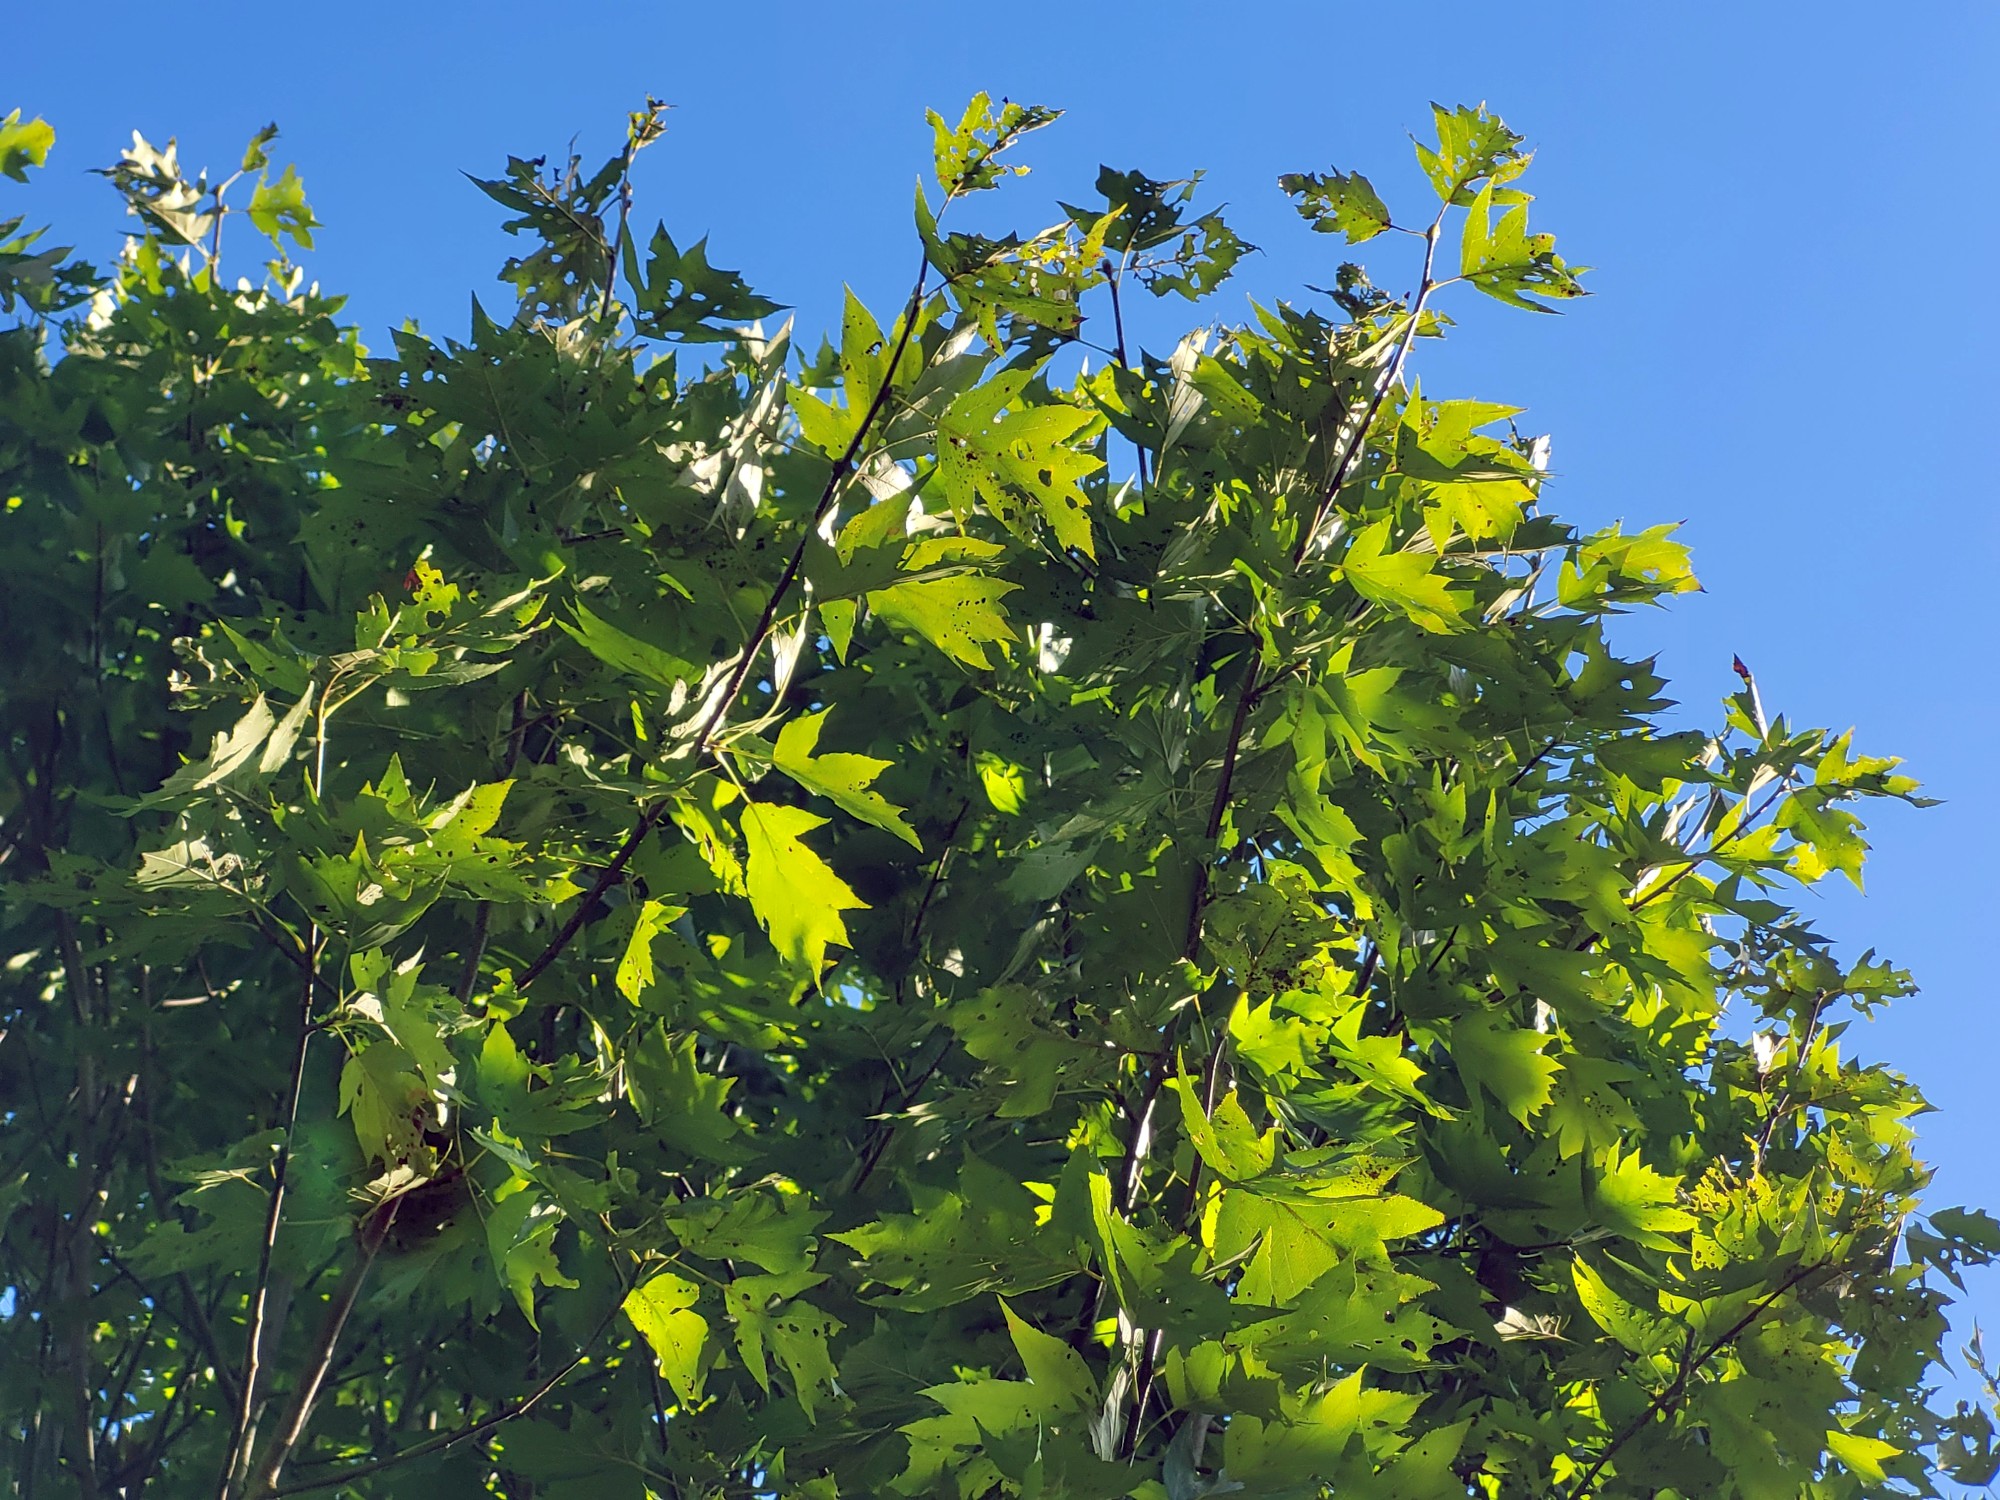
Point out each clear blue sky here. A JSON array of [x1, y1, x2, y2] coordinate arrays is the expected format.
[[9, 0, 1997, 1376]]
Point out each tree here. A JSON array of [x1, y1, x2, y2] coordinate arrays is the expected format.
[[0, 90, 1994, 1499]]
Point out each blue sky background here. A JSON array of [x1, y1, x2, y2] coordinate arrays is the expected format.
[[8, 0, 1997, 1389]]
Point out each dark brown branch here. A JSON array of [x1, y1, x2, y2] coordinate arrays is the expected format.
[[1753, 988, 1832, 1165], [905, 798, 972, 951], [1629, 773, 1797, 912], [220, 933, 320, 1498], [1293, 218, 1443, 568], [264, 1292, 627, 1497], [241, 1201, 401, 1497], [515, 248, 933, 994], [1112, 218, 1452, 1457], [1102, 249, 1150, 490], [457, 691, 529, 1003], [1113, 658, 1262, 1458], [1507, 734, 1563, 790], [1560, 1260, 1827, 1500], [1182, 658, 1262, 960]]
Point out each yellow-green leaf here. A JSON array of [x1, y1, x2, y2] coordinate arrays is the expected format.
[[867, 574, 1020, 669], [625, 1272, 708, 1405], [1826, 1429, 1900, 1484], [1453, 1012, 1560, 1125], [771, 709, 920, 848], [740, 800, 865, 977], [616, 898, 686, 1003], [0, 110, 55, 182]]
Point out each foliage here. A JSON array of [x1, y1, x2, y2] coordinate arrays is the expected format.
[[0, 92, 1995, 1500]]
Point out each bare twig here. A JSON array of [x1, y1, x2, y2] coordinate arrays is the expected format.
[[1294, 216, 1445, 567], [1752, 988, 1831, 1165], [515, 248, 932, 993], [241, 1200, 402, 1497], [263, 1291, 628, 1497], [220, 926, 320, 1497], [1559, 1260, 1826, 1500]]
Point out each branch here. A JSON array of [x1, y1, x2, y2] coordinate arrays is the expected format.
[[263, 1292, 627, 1497], [1624, 771, 1799, 919], [1559, 1260, 1827, 1500], [219, 934, 320, 1498], [102, 1249, 239, 1417], [1182, 657, 1262, 959], [905, 797, 972, 951], [1102, 246, 1150, 490], [241, 1201, 400, 1497], [1112, 219, 1454, 1457], [1293, 216, 1444, 567], [514, 248, 933, 993], [1752, 988, 1831, 1166]]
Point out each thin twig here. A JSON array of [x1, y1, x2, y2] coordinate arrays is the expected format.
[[220, 930, 319, 1499], [264, 1291, 628, 1497], [906, 798, 972, 950], [1293, 217, 1444, 566], [1752, 988, 1831, 1165], [1559, 1260, 1826, 1500], [514, 248, 932, 993], [1626, 772, 1799, 917], [241, 1201, 401, 1497], [1103, 248, 1150, 490]]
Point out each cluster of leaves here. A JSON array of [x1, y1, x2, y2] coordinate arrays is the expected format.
[[1, 93, 1995, 1500]]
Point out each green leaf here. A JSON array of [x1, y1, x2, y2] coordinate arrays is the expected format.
[[790, 385, 858, 455], [765, 1300, 843, 1421], [1825, 1429, 1901, 1484], [1336, 519, 1465, 632], [1000, 1300, 1095, 1414], [867, 573, 1020, 669], [0, 110, 55, 182], [247, 163, 318, 250], [1452, 1012, 1561, 1125], [627, 1029, 750, 1163], [1169, 1073, 1276, 1182], [1572, 1259, 1671, 1355], [1278, 168, 1392, 243], [364, 954, 457, 1097], [625, 1272, 709, 1405], [626, 226, 783, 342], [935, 373, 1102, 556], [722, 1267, 824, 1390], [616, 898, 686, 1003], [740, 800, 865, 977], [821, 597, 858, 662], [1415, 101, 1528, 203], [559, 604, 696, 689], [1458, 180, 1587, 313], [770, 709, 921, 848], [133, 691, 311, 810], [1589, 1144, 1697, 1247], [669, 1188, 824, 1274], [927, 92, 1060, 195], [485, 1184, 579, 1327]]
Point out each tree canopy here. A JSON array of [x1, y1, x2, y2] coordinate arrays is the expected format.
[[1, 94, 1997, 1499]]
